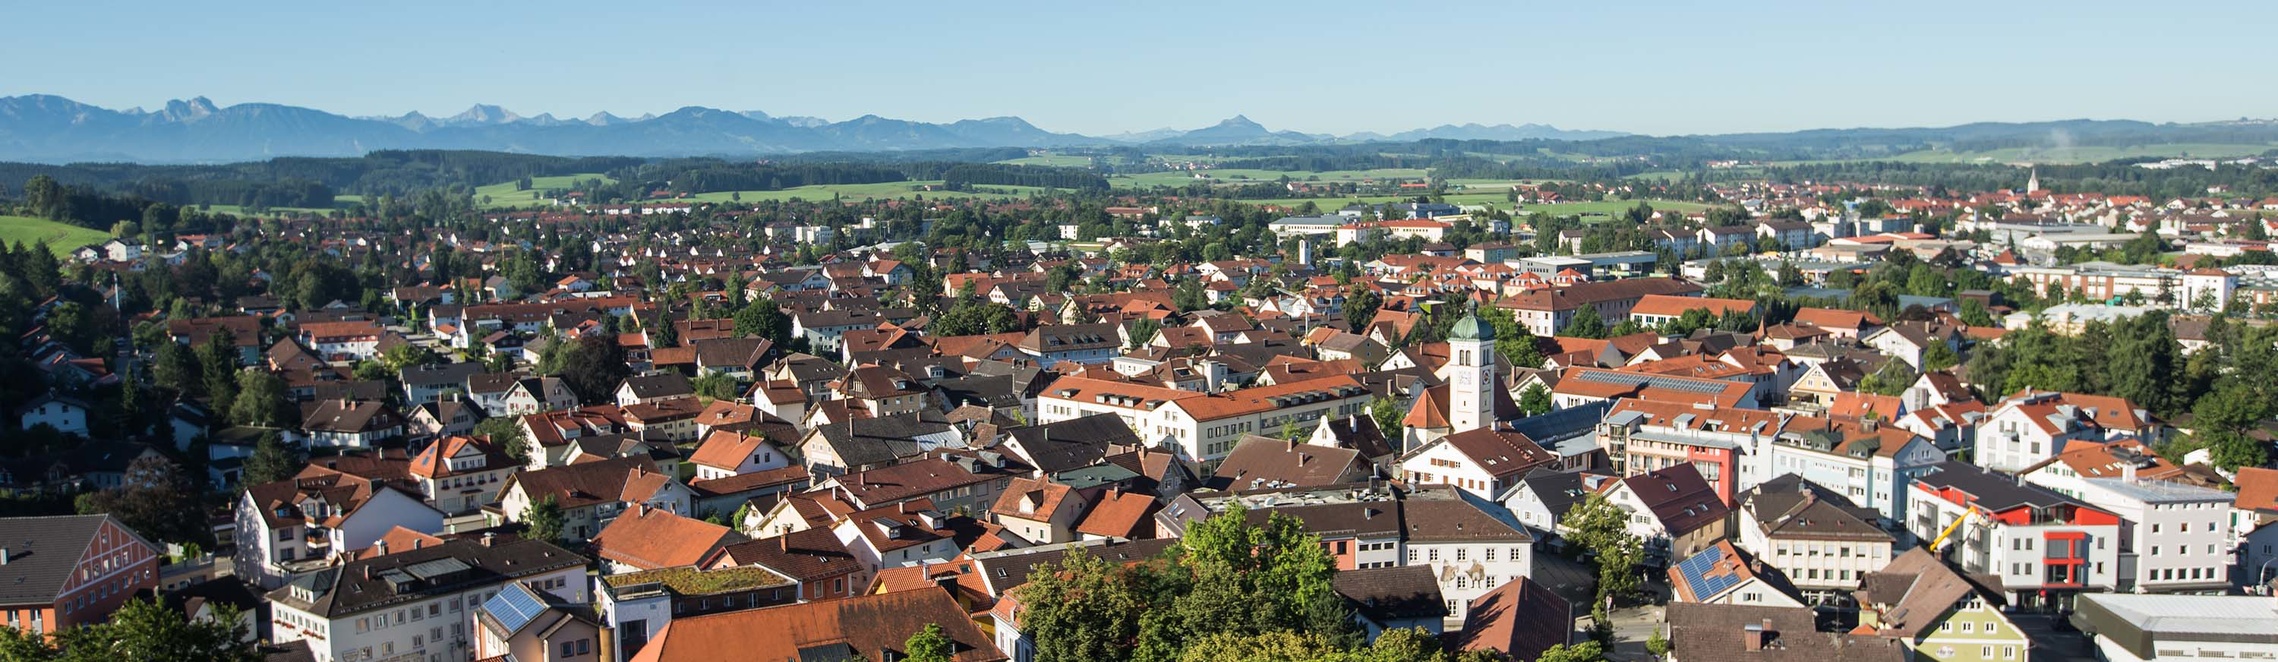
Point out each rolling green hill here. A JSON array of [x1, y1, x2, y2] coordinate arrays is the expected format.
[[0, 216, 112, 254]]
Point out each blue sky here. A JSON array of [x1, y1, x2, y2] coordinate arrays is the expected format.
[[6, 0, 2271, 136]]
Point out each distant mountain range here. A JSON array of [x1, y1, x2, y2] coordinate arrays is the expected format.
[[0, 95, 1627, 163]]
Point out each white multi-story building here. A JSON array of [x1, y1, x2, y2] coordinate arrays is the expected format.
[[1733, 475, 1895, 598], [1036, 375, 1373, 464], [1974, 391, 2155, 473], [1397, 486, 1535, 629], [235, 468, 445, 589], [2041, 476, 2235, 594], [2074, 594, 2278, 662], [266, 537, 587, 662], [1907, 461, 2122, 610]]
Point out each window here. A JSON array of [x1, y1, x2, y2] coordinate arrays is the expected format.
[[2005, 647, 2018, 660], [1961, 622, 1973, 632], [561, 641, 577, 658], [1986, 622, 1998, 634], [1983, 646, 1994, 658]]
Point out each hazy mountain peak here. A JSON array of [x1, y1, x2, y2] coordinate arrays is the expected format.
[[448, 104, 521, 125], [1215, 114, 1262, 128], [159, 96, 220, 123]]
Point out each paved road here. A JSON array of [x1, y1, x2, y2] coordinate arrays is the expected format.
[[2010, 613, 2094, 662]]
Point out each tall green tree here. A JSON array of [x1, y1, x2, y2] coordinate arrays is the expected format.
[[1, 598, 259, 662], [228, 369, 293, 427], [1560, 306, 1607, 339], [75, 456, 208, 546], [241, 431, 304, 485], [1563, 494, 1644, 607], [903, 624, 954, 662], [522, 495, 565, 542], [1018, 549, 1145, 662]]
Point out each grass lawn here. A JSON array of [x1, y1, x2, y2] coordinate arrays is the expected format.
[[0, 216, 113, 253], [642, 181, 1055, 204], [1112, 167, 1430, 189], [1230, 195, 1713, 219], [475, 173, 616, 209], [994, 154, 1097, 167], [1517, 199, 1716, 220], [1879, 143, 2278, 165]]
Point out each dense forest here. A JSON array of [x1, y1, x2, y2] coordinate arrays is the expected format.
[[0, 150, 644, 204], [1755, 160, 2278, 200], [939, 163, 1108, 190]]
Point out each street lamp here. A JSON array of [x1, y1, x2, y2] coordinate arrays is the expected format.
[[2257, 557, 2278, 595]]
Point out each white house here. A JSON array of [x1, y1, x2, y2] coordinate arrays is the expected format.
[[17, 394, 90, 436], [266, 537, 587, 662], [234, 468, 446, 589]]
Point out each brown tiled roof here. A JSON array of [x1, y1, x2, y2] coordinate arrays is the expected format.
[[2237, 467, 2278, 513], [1073, 490, 1157, 539], [1439, 427, 1557, 479], [1854, 547, 2007, 639], [1666, 602, 1907, 662], [504, 456, 666, 510], [707, 527, 859, 583], [990, 477, 1075, 521], [1207, 436, 1367, 491], [592, 505, 742, 572], [1454, 577, 1573, 661], [1621, 463, 1730, 537], [627, 587, 1005, 662]]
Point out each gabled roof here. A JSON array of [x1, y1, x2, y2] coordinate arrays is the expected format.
[[999, 413, 1137, 475], [1206, 435, 1367, 491], [1333, 565, 1447, 624], [627, 587, 1005, 662], [689, 430, 776, 471], [1669, 540, 1803, 604], [0, 514, 154, 607], [1453, 576, 1573, 661], [707, 527, 859, 582], [1073, 490, 1157, 539], [592, 505, 742, 571], [1620, 463, 1730, 536], [504, 456, 670, 510], [1856, 547, 2008, 639], [1436, 427, 1557, 479], [1667, 602, 1906, 662]]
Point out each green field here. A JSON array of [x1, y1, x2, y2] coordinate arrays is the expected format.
[[1111, 167, 1430, 189], [0, 216, 114, 253], [200, 204, 339, 218], [1230, 195, 1713, 219], [475, 173, 616, 209], [643, 181, 1055, 204], [994, 154, 1097, 167], [1877, 142, 2278, 165]]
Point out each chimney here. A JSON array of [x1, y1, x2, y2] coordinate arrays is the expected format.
[[1, 547, 9, 565], [375, 540, 388, 556], [362, 565, 373, 580], [481, 532, 497, 547], [780, 535, 790, 552], [2121, 461, 2137, 483]]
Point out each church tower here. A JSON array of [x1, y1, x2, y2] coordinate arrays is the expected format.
[[2026, 167, 2040, 194], [1448, 308, 1496, 433]]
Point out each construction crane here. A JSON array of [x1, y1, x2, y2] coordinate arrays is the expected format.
[[1926, 507, 1987, 554]]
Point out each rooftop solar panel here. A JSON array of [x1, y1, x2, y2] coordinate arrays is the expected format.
[[481, 583, 550, 634], [1674, 545, 1744, 600]]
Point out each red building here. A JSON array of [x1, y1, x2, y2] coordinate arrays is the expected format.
[[0, 514, 162, 636]]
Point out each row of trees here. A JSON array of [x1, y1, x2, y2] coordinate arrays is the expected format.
[[1015, 504, 1520, 662]]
